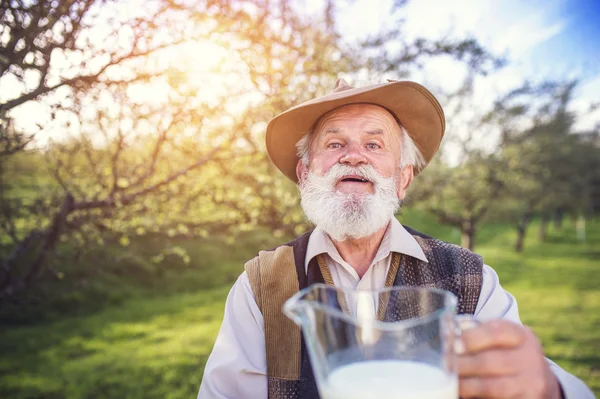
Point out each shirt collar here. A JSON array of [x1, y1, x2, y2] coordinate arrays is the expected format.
[[304, 217, 429, 272]]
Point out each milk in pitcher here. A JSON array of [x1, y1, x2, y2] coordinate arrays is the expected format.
[[321, 360, 457, 399]]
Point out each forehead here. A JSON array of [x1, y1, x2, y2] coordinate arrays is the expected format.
[[314, 103, 400, 134]]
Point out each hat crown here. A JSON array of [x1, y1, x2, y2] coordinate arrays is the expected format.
[[332, 78, 354, 93]]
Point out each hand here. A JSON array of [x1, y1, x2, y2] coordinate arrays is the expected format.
[[457, 320, 563, 399]]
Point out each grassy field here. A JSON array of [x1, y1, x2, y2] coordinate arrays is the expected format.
[[0, 213, 598, 398]]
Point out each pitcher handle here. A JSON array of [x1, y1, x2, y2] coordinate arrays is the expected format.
[[454, 314, 480, 354]]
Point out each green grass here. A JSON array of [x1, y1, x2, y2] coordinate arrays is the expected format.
[[1, 214, 599, 398], [478, 227, 600, 394], [0, 288, 229, 399]]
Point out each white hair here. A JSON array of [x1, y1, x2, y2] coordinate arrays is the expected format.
[[295, 124, 425, 170]]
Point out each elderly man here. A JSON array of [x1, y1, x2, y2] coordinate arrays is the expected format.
[[198, 79, 594, 398]]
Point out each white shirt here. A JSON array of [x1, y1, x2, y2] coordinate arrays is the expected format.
[[198, 219, 594, 399]]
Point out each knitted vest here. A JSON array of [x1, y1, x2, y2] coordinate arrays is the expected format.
[[244, 225, 483, 399]]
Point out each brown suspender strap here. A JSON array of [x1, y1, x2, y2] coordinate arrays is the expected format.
[[377, 252, 401, 320], [316, 254, 334, 286], [244, 246, 302, 381], [317, 254, 351, 314], [385, 253, 402, 288]]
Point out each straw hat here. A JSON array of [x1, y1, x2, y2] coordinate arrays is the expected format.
[[265, 78, 446, 182]]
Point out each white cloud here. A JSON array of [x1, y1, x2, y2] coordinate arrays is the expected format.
[[335, 0, 394, 41], [572, 72, 600, 131], [492, 14, 567, 58], [333, 0, 570, 97]]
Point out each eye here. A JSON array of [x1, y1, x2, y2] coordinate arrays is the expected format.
[[366, 142, 381, 150], [327, 142, 342, 149]]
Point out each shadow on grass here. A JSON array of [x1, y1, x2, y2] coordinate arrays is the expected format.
[[0, 230, 282, 327], [0, 286, 229, 399]]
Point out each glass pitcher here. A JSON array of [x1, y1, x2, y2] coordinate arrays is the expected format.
[[283, 284, 474, 399]]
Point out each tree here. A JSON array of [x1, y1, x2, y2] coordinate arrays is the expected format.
[[1, 0, 197, 151], [409, 155, 503, 250], [489, 81, 598, 251], [0, 0, 350, 298], [406, 82, 505, 250], [1, 0, 501, 299]]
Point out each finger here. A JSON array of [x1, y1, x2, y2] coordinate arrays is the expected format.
[[460, 320, 526, 353], [458, 348, 521, 377], [460, 376, 520, 398]]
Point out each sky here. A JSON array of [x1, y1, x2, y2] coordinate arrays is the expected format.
[[3, 0, 600, 146], [334, 0, 600, 80], [333, 0, 600, 127], [318, 0, 600, 161]]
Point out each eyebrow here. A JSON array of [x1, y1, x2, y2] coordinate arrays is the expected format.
[[323, 127, 340, 134], [322, 127, 384, 135]]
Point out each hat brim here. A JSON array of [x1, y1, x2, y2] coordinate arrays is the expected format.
[[265, 80, 445, 182]]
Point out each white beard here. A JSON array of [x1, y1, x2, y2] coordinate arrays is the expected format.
[[299, 164, 401, 242]]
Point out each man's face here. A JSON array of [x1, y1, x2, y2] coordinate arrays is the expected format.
[[296, 103, 413, 200], [295, 104, 414, 241]]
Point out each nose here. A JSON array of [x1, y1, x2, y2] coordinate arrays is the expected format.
[[339, 143, 367, 166]]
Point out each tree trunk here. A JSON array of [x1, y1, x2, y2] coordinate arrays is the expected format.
[[0, 194, 74, 299], [460, 220, 476, 251], [515, 211, 531, 252], [576, 214, 586, 242], [553, 209, 563, 230], [538, 214, 549, 242]]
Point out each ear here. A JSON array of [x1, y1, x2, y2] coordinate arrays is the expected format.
[[395, 165, 414, 200], [296, 159, 308, 183]]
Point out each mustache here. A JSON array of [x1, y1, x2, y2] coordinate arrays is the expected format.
[[300, 164, 388, 188]]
